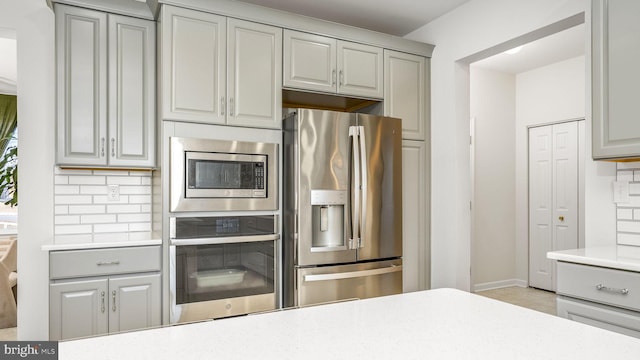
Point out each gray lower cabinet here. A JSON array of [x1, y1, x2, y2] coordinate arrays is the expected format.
[[49, 246, 161, 340], [556, 261, 640, 338]]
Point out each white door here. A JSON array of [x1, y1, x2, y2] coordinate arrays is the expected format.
[[528, 122, 578, 291]]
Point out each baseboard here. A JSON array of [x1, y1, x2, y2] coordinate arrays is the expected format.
[[472, 279, 528, 292]]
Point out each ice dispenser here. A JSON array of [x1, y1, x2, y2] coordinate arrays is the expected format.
[[310, 190, 346, 251]]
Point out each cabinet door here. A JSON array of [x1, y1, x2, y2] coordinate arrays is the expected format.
[[108, 274, 161, 333], [337, 41, 383, 99], [161, 5, 226, 124], [50, 279, 109, 340], [227, 19, 282, 129], [55, 4, 108, 166], [402, 140, 429, 292], [283, 30, 336, 94], [384, 50, 428, 140], [108, 15, 156, 167], [592, 0, 640, 159]]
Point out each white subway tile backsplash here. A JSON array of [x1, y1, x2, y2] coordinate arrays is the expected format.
[[54, 170, 154, 245], [617, 171, 634, 182], [617, 221, 640, 233], [68, 205, 106, 214], [94, 223, 129, 233], [68, 175, 106, 185], [81, 214, 117, 224], [617, 196, 640, 208], [635, 171, 640, 182], [128, 195, 151, 204], [55, 205, 69, 215], [55, 185, 80, 195], [54, 195, 93, 205], [80, 185, 108, 195], [55, 215, 80, 225], [107, 204, 141, 213], [617, 208, 633, 220], [129, 223, 151, 232], [635, 209, 640, 220], [118, 213, 151, 223], [55, 224, 92, 235], [630, 183, 640, 195], [617, 162, 640, 170], [618, 233, 640, 246], [119, 186, 151, 195]]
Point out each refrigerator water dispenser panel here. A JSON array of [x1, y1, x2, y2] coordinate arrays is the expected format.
[[311, 190, 346, 251]]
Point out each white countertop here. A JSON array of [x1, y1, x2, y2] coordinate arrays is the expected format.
[[547, 245, 640, 272], [59, 288, 640, 359], [42, 239, 162, 251]]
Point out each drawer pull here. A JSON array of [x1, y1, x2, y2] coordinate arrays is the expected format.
[[96, 260, 120, 266], [596, 284, 629, 295]]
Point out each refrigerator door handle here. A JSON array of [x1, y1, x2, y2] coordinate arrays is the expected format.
[[349, 126, 361, 250], [303, 265, 403, 282], [358, 125, 367, 249]]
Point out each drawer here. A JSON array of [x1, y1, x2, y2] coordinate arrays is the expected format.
[[50, 246, 161, 279], [557, 261, 640, 312], [557, 296, 640, 339]]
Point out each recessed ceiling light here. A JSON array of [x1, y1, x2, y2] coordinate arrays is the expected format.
[[504, 46, 523, 55]]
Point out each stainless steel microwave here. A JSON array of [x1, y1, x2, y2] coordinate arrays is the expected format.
[[170, 137, 278, 212]]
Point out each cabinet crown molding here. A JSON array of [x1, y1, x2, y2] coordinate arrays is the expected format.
[[51, 0, 155, 20], [159, 0, 434, 57]]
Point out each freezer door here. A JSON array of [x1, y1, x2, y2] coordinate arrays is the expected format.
[[295, 259, 402, 307], [295, 109, 357, 266], [356, 114, 403, 261]]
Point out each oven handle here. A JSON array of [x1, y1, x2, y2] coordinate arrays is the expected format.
[[170, 234, 279, 246]]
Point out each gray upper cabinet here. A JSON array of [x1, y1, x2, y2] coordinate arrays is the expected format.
[[55, 4, 155, 168], [592, 0, 640, 159], [161, 5, 282, 129], [384, 50, 429, 140], [284, 30, 383, 99]]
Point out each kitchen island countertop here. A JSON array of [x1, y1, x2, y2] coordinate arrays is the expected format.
[[59, 288, 640, 359]]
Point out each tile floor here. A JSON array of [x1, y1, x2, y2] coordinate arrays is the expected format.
[[0, 326, 16, 341], [0, 287, 556, 341], [476, 286, 557, 316]]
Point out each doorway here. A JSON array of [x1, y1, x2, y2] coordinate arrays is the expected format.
[[469, 22, 586, 293]]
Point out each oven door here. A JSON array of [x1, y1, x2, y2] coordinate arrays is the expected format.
[[170, 235, 277, 323]]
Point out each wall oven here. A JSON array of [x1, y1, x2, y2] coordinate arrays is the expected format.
[[169, 215, 278, 323], [170, 137, 278, 212]]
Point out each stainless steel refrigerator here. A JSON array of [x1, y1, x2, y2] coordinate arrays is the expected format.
[[283, 108, 403, 308]]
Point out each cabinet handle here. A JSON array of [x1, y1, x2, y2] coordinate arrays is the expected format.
[[221, 96, 225, 116], [101, 291, 105, 313], [332, 69, 336, 86], [101, 138, 105, 157], [339, 70, 344, 86], [111, 138, 115, 157], [230, 98, 234, 117], [112, 290, 117, 312], [596, 284, 629, 295], [96, 260, 120, 266]]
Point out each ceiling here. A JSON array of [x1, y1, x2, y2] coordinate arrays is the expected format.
[[472, 23, 585, 74], [235, 0, 472, 36], [238, 0, 585, 74]]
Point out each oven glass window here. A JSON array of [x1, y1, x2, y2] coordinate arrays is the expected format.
[[188, 159, 263, 190], [175, 241, 275, 304]]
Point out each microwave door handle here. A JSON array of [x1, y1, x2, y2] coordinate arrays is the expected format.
[[349, 126, 360, 250], [357, 126, 367, 249]]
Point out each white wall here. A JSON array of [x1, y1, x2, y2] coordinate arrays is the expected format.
[[470, 67, 516, 289], [405, 0, 595, 290], [0, 0, 55, 339]]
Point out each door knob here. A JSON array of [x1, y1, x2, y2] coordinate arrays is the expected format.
[[558, 216, 565, 221]]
